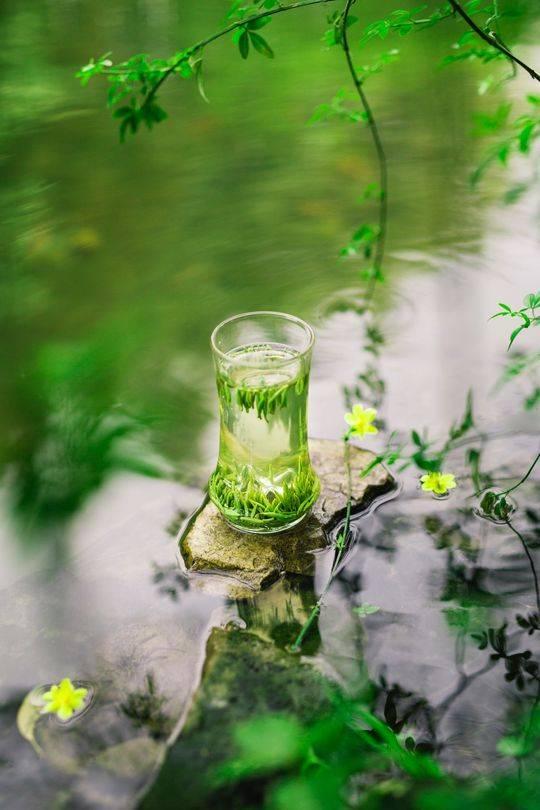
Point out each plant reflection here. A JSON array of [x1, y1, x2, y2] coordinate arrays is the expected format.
[[120, 673, 173, 741], [152, 563, 190, 602]]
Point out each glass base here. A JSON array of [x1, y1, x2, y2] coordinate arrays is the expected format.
[[222, 510, 311, 536]]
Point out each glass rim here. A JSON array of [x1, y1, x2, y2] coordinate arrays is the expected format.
[[210, 310, 315, 362]]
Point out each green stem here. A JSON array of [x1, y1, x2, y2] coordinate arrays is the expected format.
[[291, 438, 353, 652], [341, 0, 388, 303], [448, 0, 540, 82], [141, 0, 339, 106], [506, 519, 540, 613], [501, 451, 540, 498]]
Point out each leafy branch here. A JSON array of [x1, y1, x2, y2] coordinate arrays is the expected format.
[[471, 96, 540, 189], [491, 291, 540, 349], [78, 0, 339, 140], [361, 390, 476, 478], [340, 0, 388, 300], [448, 0, 540, 83]]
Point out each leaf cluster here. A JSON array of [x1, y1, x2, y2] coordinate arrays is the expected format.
[[472, 623, 539, 690], [360, 392, 475, 481], [478, 490, 515, 521], [359, 1, 494, 47], [233, 16, 275, 60], [491, 291, 540, 349], [323, 9, 358, 48], [309, 89, 368, 125], [340, 223, 380, 259], [441, 29, 505, 68], [472, 96, 540, 187]]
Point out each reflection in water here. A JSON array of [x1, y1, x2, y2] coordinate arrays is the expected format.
[[237, 576, 322, 656], [121, 673, 173, 741], [10, 405, 163, 530], [333, 474, 540, 774], [152, 563, 190, 602]]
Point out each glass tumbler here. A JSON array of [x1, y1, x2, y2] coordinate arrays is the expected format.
[[208, 311, 320, 534]]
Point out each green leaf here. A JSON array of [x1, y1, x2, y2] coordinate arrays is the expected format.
[[360, 455, 384, 478], [191, 58, 209, 103], [497, 736, 529, 758], [480, 491, 497, 514], [412, 451, 440, 472], [113, 106, 134, 119], [238, 29, 250, 59], [217, 715, 305, 780], [504, 183, 529, 204], [525, 387, 540, 410], [249, 31, 274, 58], [354, 604, 381, 617], [524, 292, 540, 308], [498, 143, 510, 165], [247, 16, 271, 30], [518, 120, 536, 153], [508, 324, 525, 349]]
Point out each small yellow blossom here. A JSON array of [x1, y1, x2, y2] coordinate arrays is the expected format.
[[344, 404, 378, 437], [41, 678, 88, 721], [420, 471, 457, 496]]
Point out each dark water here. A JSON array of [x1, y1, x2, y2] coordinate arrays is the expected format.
[[1, 0, 539, 806]]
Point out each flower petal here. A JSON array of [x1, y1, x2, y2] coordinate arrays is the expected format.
[[57, 705, 74, 721]]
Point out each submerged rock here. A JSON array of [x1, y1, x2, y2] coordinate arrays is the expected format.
[[140, 626, 330, 809], [181, 438, 395, 591]]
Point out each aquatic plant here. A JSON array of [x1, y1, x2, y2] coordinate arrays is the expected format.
[[41, 678, 88, 721], [420, 471, 457, 496], [121, 673, 173, 740]]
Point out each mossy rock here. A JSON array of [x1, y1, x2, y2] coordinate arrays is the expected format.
[[140, 626, 330, 809], [181, 438, 395, 591]]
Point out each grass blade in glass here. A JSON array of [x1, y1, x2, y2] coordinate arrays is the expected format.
[[209, 315, 319, 534]]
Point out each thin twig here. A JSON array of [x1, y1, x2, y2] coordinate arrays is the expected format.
[[341, 0, 388, 303], [448, 0, 540, 82]]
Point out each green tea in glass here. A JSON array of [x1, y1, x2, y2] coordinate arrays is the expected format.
[[209, 311, 320, 534]]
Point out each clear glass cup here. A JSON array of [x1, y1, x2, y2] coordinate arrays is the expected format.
[[209, 311, 320, 534]]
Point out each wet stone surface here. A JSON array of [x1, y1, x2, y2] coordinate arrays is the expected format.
[[180, 438, 396, 591]]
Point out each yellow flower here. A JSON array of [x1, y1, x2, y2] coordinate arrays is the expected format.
[[344, 404, 378, 437], [41, 678, 88, 721], [420, 471, 457, 496]]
